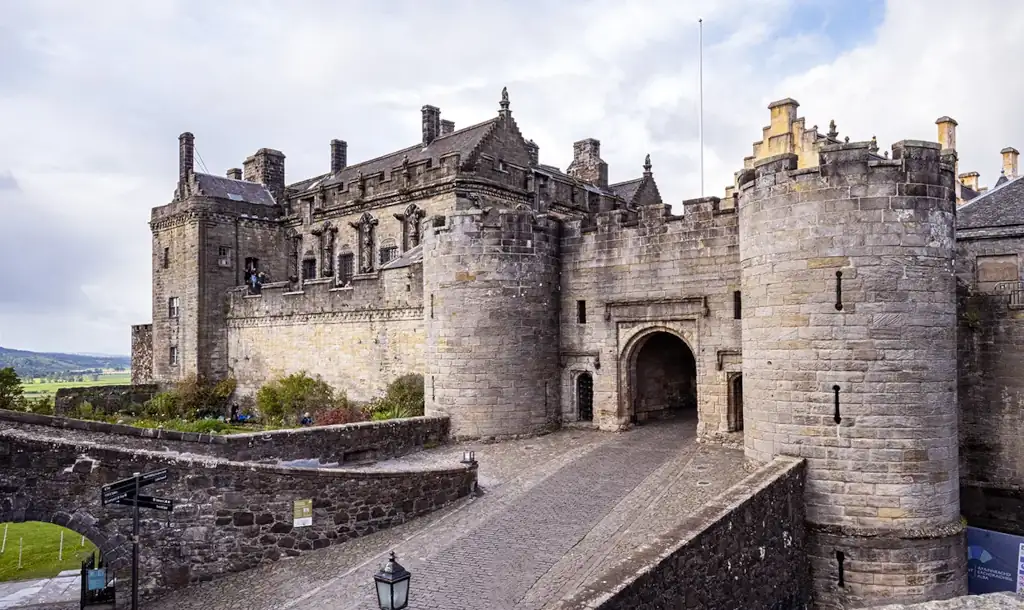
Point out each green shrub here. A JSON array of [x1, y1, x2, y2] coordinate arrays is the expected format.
[[256, 372, 339, 425], [367, 373, 425, 421], [0, 367, 24, 410], [140, 376, 237, 420]]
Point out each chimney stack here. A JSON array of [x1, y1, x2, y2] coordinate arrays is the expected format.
[[1001, 147, 1019, 180], [440, 120, 455, 136], [422, 105, 441, 146], [959, 171, 980, 192], [525, 140, 539, 166], [179, 132, 195, 187], [566, 138, 608, 188], [331, 139, 348, 173], [226, 168, 242, 180], [243, 148, 286, 203], [936, 116, 957, 151]]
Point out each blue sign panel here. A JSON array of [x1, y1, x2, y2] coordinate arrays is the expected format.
[[86, 568, 107, 591], [966, 526, 1024, 594]]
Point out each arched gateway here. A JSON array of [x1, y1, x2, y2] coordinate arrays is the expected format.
[[624, 330, 698, 424]]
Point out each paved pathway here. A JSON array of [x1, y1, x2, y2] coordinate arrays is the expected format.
[[0, 571, 79, 609], [146, 416, 747, 610]]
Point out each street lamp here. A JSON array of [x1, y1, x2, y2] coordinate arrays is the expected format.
[[373, 551, 411, 610], [461, 450, 476, 465]]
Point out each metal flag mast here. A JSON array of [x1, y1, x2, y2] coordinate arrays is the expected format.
[[699, 17, 704, 198]]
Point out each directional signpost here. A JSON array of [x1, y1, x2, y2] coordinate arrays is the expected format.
[[99, 468, 173, 610]]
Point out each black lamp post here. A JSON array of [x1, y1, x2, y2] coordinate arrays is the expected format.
[[374, 551, 411, 610]]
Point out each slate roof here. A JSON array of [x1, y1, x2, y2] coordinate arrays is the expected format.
[[609, 178, 643, 203], [958, 174, 1024, 229], [961, 184, 980, 202], [289, 119, 499, 195], [195, 173, 276, 205], [380, 244, 423, 271]]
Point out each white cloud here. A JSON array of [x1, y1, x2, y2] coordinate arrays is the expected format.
[[0, 0, 1020, 354]]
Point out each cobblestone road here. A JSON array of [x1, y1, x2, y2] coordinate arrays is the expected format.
[[145, 416, 746, 610]]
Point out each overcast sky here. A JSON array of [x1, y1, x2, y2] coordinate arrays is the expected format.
[[1, 0, 1021, 355]]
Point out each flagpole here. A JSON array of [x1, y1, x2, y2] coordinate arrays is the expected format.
[[699, 18, 704, 198]]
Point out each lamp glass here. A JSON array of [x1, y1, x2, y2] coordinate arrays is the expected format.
[[392, 576, 410, 609], [375, 579, 393, 610]]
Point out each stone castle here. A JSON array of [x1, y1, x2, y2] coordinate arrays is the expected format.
[[131, 90, 1024, 607]]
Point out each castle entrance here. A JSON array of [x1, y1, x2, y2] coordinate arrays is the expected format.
[[628, 331, 697, 423]]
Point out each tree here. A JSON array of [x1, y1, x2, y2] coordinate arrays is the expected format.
[[0, 367, 24, 410]]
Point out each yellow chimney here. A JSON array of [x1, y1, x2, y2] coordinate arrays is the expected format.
[[959, 172, 980, 192], [1001, 147, 1019, 179], [936, 116, 957, 151]]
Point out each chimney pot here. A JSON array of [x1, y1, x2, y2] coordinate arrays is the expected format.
[[935, 116, 957, 151], [1001, 146, 1019, 179], [226, 168, 242, 180], [422, 105, 441, 146], [331, 139, 348, 173]]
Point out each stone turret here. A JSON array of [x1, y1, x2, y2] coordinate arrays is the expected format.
[[423, 198, 561, 439], [739, 139, 965, 606]]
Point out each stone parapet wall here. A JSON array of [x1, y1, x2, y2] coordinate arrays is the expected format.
[[0, 409, 449, 465], [53, 384, 158, 416], [555, 456, 809, 610], [0, 427, 475, 602], [131, 323, 153, 384]]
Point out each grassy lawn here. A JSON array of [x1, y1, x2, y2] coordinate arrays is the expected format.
[[20, 371, 132, 400], [0, 522, 98, 582]]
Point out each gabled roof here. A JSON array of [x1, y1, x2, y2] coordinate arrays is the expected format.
[[609, 178, 642, 203], [958, 174, 1024, 229], [289, 119, 499, 195], [194, 173, 276, 205]]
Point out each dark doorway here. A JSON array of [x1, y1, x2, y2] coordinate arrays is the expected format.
[[577, 372, 594, 422], [728, 373, 743, 432], [632, 332, 697, 422]]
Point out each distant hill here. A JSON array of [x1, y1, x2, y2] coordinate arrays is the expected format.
[[0, 346, 131, 379]]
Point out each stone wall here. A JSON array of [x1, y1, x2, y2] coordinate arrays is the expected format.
[[0, 409, 449, 465], [0, 427, 475, 602], [956, 231, 1024, 535], [556, 456, 808, 610], [53, 384, 158, 416], [559, 195, 742, 440], [131, 323, 153, 384]]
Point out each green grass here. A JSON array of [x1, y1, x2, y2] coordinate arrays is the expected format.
[[19, 372, 132, 399], [0, 522, 98, 582]]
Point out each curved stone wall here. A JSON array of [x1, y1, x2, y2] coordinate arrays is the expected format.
[[738, 142, 965, 606], [423, 205, 561, 439]]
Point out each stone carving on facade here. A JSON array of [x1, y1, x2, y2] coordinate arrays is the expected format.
[[349, 212, 378, 273], [400, 204, 425, 250], [316, 222, 336, 277]]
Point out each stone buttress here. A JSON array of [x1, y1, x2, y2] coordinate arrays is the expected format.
[[422, 198, 561, 439], [739, 141, 966, 607]]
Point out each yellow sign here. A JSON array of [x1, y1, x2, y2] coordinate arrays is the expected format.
[[293, 499, 312, 527]]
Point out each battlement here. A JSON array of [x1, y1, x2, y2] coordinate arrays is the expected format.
[[428, 204, 562, 255], [225, 262, 423, 323], [742, 138, 955, 197]]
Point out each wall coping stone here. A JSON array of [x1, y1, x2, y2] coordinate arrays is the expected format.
[[560, 455, 805, 608]]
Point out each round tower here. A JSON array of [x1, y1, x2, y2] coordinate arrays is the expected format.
[[739, 141, 965, 607], [423, 201, 561, 439]]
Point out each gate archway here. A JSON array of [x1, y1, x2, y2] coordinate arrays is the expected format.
[[623, 329, 697, 424]]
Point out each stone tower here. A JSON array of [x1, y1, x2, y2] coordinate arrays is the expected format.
[[423, 199, 561, 439], [739, 141, 965, 607]]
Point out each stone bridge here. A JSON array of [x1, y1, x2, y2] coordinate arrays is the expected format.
[[0, 410, 475, 604]]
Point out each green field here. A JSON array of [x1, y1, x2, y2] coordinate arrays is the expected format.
[[20, 371, 132, 400], [0, 522, 98, 582]]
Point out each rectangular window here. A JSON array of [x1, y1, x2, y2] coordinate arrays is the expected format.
[[169, 346, 178, 366], [162, 247, 170, 269], [302, 259, 316, 281], [577, 300, 587, 324], [338, 253, 355, 285], [379, 246, 399, 266], [168, 296, 180, 319], [218, 246, 231, 257], [733, 291, 742, 319]]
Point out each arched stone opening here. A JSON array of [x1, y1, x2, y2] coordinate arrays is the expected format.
[[0, 508, 128, 573], [627, 330, 697, 424], [576, 372, 594, 422], [727, 373, 744, 432]]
